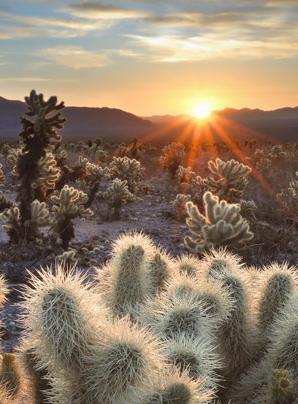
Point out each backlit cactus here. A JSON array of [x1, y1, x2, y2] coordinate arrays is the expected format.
[[172, 193, 191, 221], [185, 192, 254, 252], [206, 158, 252, 202], [50, 185, 93, 249], [102, 178, 135, 220], [109, 156, 144, 193], [0, 354, 21, 398]]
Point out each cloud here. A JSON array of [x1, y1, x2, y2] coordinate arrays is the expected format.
[[67, 2, 148, 20], [0, 11, 111, 40], [128, 33, 298, 62], [41, 46, 110, 69]]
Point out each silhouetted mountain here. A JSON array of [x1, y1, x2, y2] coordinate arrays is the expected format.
[[0, 96, 297, 144], [0, 97, 154, 142], [146, 108, 298, 143]]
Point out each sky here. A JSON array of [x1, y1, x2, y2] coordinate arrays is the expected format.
[[0, 0, 298, 115]]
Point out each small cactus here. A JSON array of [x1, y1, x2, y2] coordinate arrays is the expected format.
[[185, 192, 254, 252]]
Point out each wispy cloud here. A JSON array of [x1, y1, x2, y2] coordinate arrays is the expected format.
[[41, 46, 110, 69], [66, 2, 148, 20]]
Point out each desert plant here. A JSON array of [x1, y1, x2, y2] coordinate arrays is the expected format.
[[127, 366, 212, 404], [0, 163, 4, 183], [206, 158, 252, 202], [81, 317, 161, 404], [96, 232, 155, 317], [184, 192, 254, 252], [0, 354, 21, 398], [160, 143, 185, 178], [16, 90, 65, 239], [197, 248, 244, 280], [172, 193, 191, 221], [256, 263, 297, 353], [101, 178, 135, 220], [109, 156, 144, 192], [175, 254, 201, 277], [147, 250, 176, 295], [50, 185, 93, 249]]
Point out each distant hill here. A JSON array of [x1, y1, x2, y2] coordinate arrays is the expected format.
[[145, 108, 298, 143], [0, 97, 154, 143], [0, 96, 297, 143]]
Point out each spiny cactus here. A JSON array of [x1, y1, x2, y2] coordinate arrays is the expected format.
[[160, 143, 185, 178], [198, 248, 244, 280], [139, 293, 215, 341], [175, 254, 201, 277], [0, 206, 22, 244], [185, 192, 254, 252], [16, 90, 65, 238], [20, 264, 102, 373], [215, 266, 254, 381], [81, 317, 162, 404], [271, 368, 295, 403], [32, 153, 61, 197], [0, 163, 4, 183], [102, 178, 136, 220], [0, 194, 13, 213], [176, 166, 196, 185], [0, 354, 21, 398], [147, 250, 176, 296], [50, 185, 93, 249], [97, 232, 156, 317], [109, 156, 144, 193], [164, 334, 221, 390], [206, 158, 252, 202], [78, 157, 110, 207], [256, 263, 297, 353], [127, 366, 212, 404], [172, 193, 191, 221]]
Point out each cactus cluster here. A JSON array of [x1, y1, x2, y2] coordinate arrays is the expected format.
[[16, 231, 298, 402], [184, 191, 254, 252], [109, 156, 144, 193], [206, 158, 252, 202]]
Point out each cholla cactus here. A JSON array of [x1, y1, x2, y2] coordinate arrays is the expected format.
[[109, 156, 144, 193], [198, 248, 244, 280], [0, 354, 21, 398], [139, 293, 215, 341], [97, 233, 155, 317], [206, 158, 252, 202], [127, 366, 212, 404], [184, 192, 253, 252], [0, 200, 49, 243], [271, 368, 294, 403], [82, 318, 161, 404], [51, 185, 93, 249], [160, 143, 185, 178], [256, 263, 297, 352], [172, 193, 191, 221], [175, 254, 201, 277], [0, 194, 13, 213], [0, 163, 4, 182], [147, 250, 175, 295], [287, 171, 298, 212], [78, 157, 110, 207], [102, 178, 135, 220], [176, 166, 196, 185], [0, 206, 22, 244], [32, 153, 61, 196], [164, 334, 221, 391], [16, 90, 65, 237], [216, 267, 254, 381]]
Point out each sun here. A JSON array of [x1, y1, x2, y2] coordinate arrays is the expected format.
[[193, 101, 213, 120]]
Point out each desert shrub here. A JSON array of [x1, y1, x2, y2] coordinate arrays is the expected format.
[[109, 156, 144, 193], [160, 143, 185, 177], [184, 191, 254, 252]]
